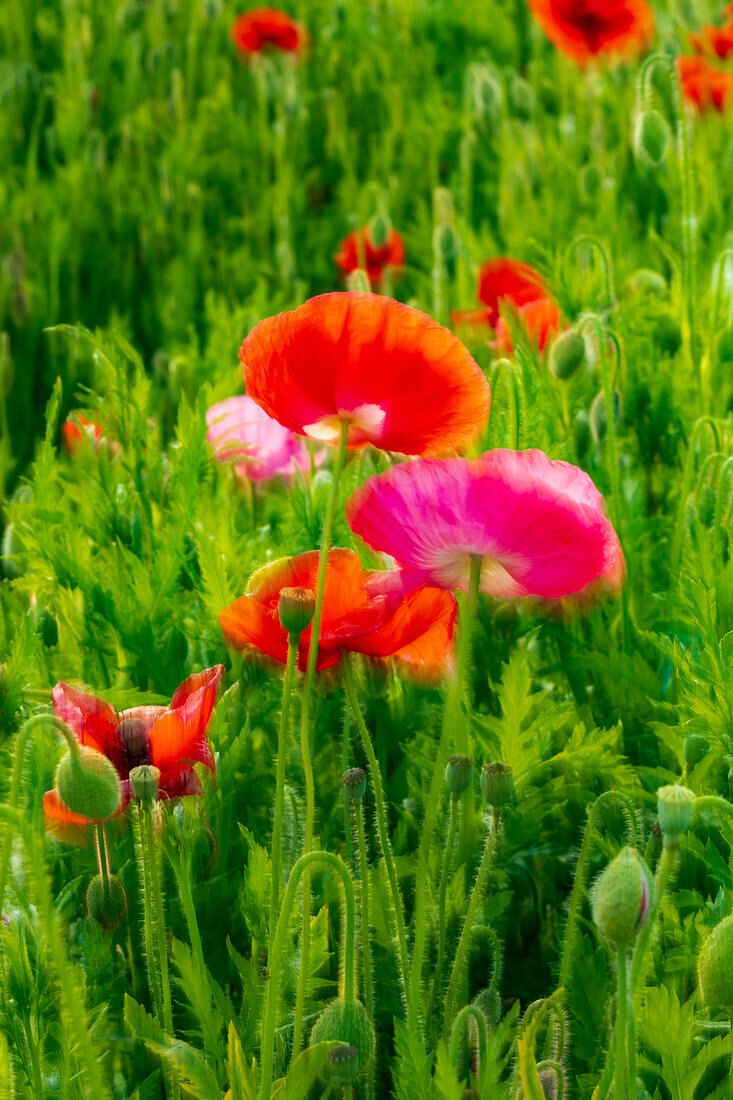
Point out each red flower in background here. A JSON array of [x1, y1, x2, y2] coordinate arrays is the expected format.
[[492, 298, 564, 355], [62, 413, 104, 456], [678, 55, 733, 112], [218, 550, 456, 680], [44, 666, 224, 824], [527, 0, 654, 65], [230, 8, 309, 56], [334, 226, 406, 288], [476, 258, 548, 327], [690, 11, 733, 59], [451, 258, 562, 355]]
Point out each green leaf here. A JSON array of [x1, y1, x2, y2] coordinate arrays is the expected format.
[[143, 1038, 222, 1100], [393, 1019, 435, 1100], [270, 1041, 340, 1099]]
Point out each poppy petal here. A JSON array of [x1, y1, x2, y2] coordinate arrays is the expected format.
[[157, 764, 204, 801], [350, 587, 457, 678], [148, 667, 223, 771], [52, 682, 120, 760]]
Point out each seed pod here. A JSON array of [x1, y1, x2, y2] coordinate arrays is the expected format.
[[310, 998, 375, 1082], [445, 754, 474, 799], [55, 747, 122, 821], [549, 329, 585, 380], [590, 846, 651, 948], [342, 768, 367, 806], [278, 586, 316, 637], [85, 873, 128, 930], [633, 109, 670, 168], [698, 914, 733, 1010], [657, 785, 695, 846], [683, 734, 709, 770], [129, 764, 161, 807], [480, 763, 514, 809]]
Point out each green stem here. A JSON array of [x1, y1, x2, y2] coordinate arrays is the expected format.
[[167, 842, 206, 980], [428, 795, 459, 1030], [564, 235, 616, 309], [342, 658, 410, 1001], [95, 823, 110, 897], [260, 852, 356, 1100], [292, 418, 350, 1061], [270, 637, 298, 943], [614, 943, 629, 1100], [409, 555, 482, 1038], [449, 1004, 488, 1073], [442, 809, 498, 1038], [355, 804, 374, 1100], [135, 808, 164, 1022], [630, 843, 678, 998]]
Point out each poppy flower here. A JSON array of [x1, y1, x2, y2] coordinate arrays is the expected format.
[[218, 549, 456, 679], [44, 666, 224, 824], [491, 298, 564, 356], [527, 0, 654, 66], [334, 226, 406, 289], [240, 292, 490, 455], [476, 259, 548, 327], [678, 55, 733, 112], [346, 450, 624, 601], [206, 395, 317, 482], [62, 414, 104, 456], [230, 8, 309, 56], [689, 18, 733, 59]]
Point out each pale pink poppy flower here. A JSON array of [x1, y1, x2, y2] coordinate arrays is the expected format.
[[346, 449, 624, 601], [206, 395, 315, 482]]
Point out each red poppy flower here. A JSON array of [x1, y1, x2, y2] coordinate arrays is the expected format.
[[62, 414, 104, 456], [678, 55, 733, 112], [240, 292, 490, 455], [218, 550, 456, 680], [230, 8, 309, 56], [44, 667, 224, 824], [476, 259, 548, 327], [334, 226, 406, 289], [690, 18, 733, 59], [491, 298, 564, 356], [527, 0, 654, 65]]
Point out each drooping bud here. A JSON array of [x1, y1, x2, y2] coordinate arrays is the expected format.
[[698, 914, 733, 1011], [683, 734, 709, 770], [85, 873, 128, 930], [342, 768, 367, 806], [480, 762, 514, 809], [633, 109, 670, 169], [129, 764, 161, 807], [549, 329, 586, 380], [310, 998, 375, 1082], [278, 586, 316, 638], [472, 987, 501, 1028], [55, 746, 122, 821], [589, 389, 622, 445], [625, 268, 667, 298], [657, 785, 695, 846], [445, 754, 474, 799], [367, 213, 391, 250], [591, 846, 651, 948]]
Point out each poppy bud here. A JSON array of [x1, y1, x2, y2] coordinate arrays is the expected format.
[[480, 762, 514, 808], [683, 734, 709, 769], [433, 223, 459, 263], [445, 754, 474, 799], [657, 785, 695, 846], [346, 269, 371, 294], [625, 268, 667, 298], [85, 873, 128, 930], [55, 747, 122, 821], [129, 764, 161, 807], [342, 767, 367, 806], [574, 409, 591, 461], [471, 69, 502, 122], [590, 847, 651, 948], [278, 586, 316, 638], [310, 998, 375, 1082], [367, 214, 391, 250], [589, 389, 622, 445], [325, 1045, 359, 1085], [698, 914, 733, 1011], [473, 987, 501, 1028], [633, 110, 670, 169], [549, 329, 586, 380]]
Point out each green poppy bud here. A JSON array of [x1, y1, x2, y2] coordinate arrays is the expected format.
[[129, 764, 161, 807], [367, 213, 391, 250], [472, 70, 502, 121], [589, 389, 622, 445], [433, 223, 459, 263], [278, 586, 316, 638], [633, 109, 670, 168], [657, 785, 695, 846], [683, 734, 709, 770], [445, 754, 474, 799], [310, 998, 375, 1082], [480, 762, 514, 809], [342, 768, 367, 806], [625, 268, 667, 298], [325, 1044, 359, 1085], [346, 269, 371, 294], [574, 409, 591, 461], [55, 746, 122, 821], [85, 873, 128, 930], [473, 986, 501, 1028], [549, 329, 586, 380], [698, 914, 733, 1011], [590, 846, 651, 948]]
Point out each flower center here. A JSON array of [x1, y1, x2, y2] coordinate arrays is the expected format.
[[303, 404, 386, 446], [118, 717, 152, 766]]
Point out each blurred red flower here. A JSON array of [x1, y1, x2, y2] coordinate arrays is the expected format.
[[527, 0, 654, 65], [44, 666, 224, 824], [62, 413, 104, 456], [678, 55, 733, 111], [690, 15, 733, 59], [230, 8, 309, 56], [476, 258, 548, 327], [334, 226, 406, 288], [492, 298, 564, 355], [451, 258, 561, 355]]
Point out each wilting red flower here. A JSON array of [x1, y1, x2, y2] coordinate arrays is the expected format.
[[334, 226, 406, 288], [44, 667, 224, 824], [678, 55, 733, 112], [492, 298, 564, 355], [476, 259, 548, 327], [230, 8, 309, 56], [62, 414, 104, 456], [690, 16, 733, 59], [218, 550, 456, 679], [527, 0, 654, 65], [240, 292, 490, 455]]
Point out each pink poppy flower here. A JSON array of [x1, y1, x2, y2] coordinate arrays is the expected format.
[[206, 395, 317, 483], [346, 450, 624, 601]]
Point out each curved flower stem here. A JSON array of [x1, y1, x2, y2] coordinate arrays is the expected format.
[[270, 636, 298, 943], [442, 808, 499, 1039], [449, 1004, 488, 1073], [354, 802, 374, 1100], [0, 713, 81, 909], [564, 235, 616, 309], [0, 805, 111, 1099], [292, 418, 350, 1060], [260, 851, 356, 1100], [409, 555, 482, 1039], [427, 795, 459, 1031], [342, 658, 410, 1001]]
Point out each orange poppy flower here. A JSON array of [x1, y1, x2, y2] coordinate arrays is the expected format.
[[230, 8, 309, 56], [44, 667, 224, 824], [218, 550, 456, 680], [527, 0, 654, 65], [678, 55, 733, 112], [240, 292, 490, 455], [491, 298, 564, 356], [62, 413, 104, 456], [334, 226, 406, 289], [476, 259, 548, 327], [690, 17, 733, 59]]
